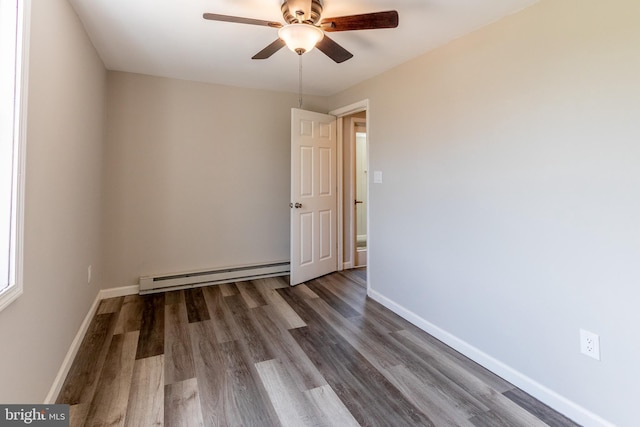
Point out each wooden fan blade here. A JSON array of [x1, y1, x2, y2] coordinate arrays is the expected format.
[[316, 35, 353, 63], [321, 11, 398, 32], [203, 13, 282, 28], [286, 0, 313, 22], [252, 38, 286, 60]]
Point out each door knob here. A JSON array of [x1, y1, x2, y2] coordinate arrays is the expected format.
[[355, 200, 364, 204], [295, 202, 303, 208]]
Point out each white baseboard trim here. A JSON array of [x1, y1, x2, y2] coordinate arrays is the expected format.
[[99, 284, 139, 299], [44, 292, 101, 404], [367, 288, 615, 427], [44, 284, 140, 404]]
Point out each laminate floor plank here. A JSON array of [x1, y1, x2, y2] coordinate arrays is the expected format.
[[188, 320, 231, 426], [236, 280, 268, 308], [338, 305, 491, 422], [289, 324, 436, 427], [306, 278, 390, 338], [394, 349, 491, 418], [256, 359, 358, 427], [322, 276, 412, 338], [58, 269, 578, 427], [283, 283, 544, 427], [290, 283, 319, 299], [183, 288, 210, 323], [392, 328, 515, 394], [114, 295, 145, 335], [503, 388, 581, 427], [315, 274, 366, 311], [98, 297, 124, 315], [386, 364, 478, 427], [217, 340, 280, 426], [218, 282, 239, 296], [222, 294, 273, 363], [407, 327, 515, 393], [338, 268, 367, 286], [469, 410, 513, 427], [247, 277, 278, 291], [85, 331, 139, 427], [164, 378, 204, 427], [347, 310, 403, 339], [333, 271, 367, 295], [164, 290, 184, 306], [255, 358, 320, 427], [56, 313, 118, 405], [201, 286, 239, 344], [135, 293, 165, 360], [280, 289, 434, 425], [391, 329, 546, 426], [321, 273, 410, 334], [393, 342, 491, 415], [190, 320, 278, 426], [277, 287, 342, 346], [352, 298, 409, 333], [257, 285, 307, 329], [69, 404, 89, 427], [304, 296, 403, 370], [265, 276, 291, 290], [342, 318, 489, 417], [468, 407, 547, 427], [125, 355, 164, 427], [306, 279, 361, 318], [164, 302, 196, 384], [303, 385, 360, 427], [250, 304, 327, 391]]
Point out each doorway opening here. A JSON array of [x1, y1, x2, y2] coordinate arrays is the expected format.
[[330, 100, 369, 276], [353, 119, 367, 267]]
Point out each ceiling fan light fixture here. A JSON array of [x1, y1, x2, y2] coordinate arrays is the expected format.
[[278, 23, 324, 55]]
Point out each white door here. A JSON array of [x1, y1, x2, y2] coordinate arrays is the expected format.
[[290, 108, 337, 286]]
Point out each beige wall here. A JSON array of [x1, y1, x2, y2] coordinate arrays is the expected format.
[[0, 0, 106, 402], [329, 1, 640, 425], [103, 72, 330, 287]]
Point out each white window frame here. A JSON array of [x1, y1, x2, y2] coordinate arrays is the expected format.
[[0, 0, 30, 313]]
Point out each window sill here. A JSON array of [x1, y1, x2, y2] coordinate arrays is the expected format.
[[0, 285, 23, 313]]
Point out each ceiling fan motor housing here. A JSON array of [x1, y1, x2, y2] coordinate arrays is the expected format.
[[281, 0, 324, 25]]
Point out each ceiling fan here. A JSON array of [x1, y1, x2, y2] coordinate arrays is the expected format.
[[203, 0, 399, 63]]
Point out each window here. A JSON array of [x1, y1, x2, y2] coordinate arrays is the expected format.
[[0, 0, 28, 312]]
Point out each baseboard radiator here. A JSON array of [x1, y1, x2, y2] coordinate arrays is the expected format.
[[138, 261, 290, 294]]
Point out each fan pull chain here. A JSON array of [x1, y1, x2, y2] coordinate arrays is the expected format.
[[298, 53, 303, 109]]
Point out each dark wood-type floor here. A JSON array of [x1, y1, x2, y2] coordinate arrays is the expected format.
[[57, 269, 580, 426]]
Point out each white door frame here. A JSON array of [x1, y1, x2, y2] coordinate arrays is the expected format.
[[329, 100, 370, 277]]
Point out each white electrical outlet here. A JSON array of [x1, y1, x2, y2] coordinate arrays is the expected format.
[[88, 265, 92, 284], [580, 329, 600, 360]]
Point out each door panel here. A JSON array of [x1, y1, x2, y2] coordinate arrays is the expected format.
[[290, 108, 337, 285], [319, 209, 332, 260], [300, 212, 314, 265], [319, 147, 332, 195], [300, 147, 313, 196]]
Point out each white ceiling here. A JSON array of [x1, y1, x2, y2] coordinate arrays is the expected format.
[[67, 0, 538, 96]]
